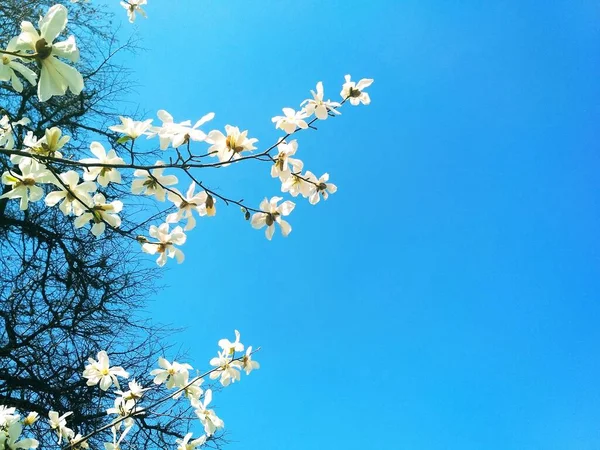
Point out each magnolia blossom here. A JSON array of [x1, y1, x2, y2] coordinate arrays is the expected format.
[[22, 412, 39, 427], [109, 117, 153, 140], [115, 380, 149, 401], [0, 37, 37, 92], [148, 110, 191, 150], [121, 0, 148, 23], [193, 390, 224, 437], [82, 350, 129, 390], [69, 434, 89, 450], [271, 108, 308, 134], [0, 406, 17, 427], [149, 110, 214, 149], [15, 127, 69, 166], [281, 162, 314, 198], [45, 170, 96, 216], [106, 396, 140, 429], [240, 346, 260, 375], [104, 425, 131, 450], [131, 162, 178, 201], [74, 193, 123, 236], [176, 433, 206, 450], [209, 351, 241, 387], [308, 172, 337, 205], [271, 140, 301, 180], [141, 223, 187, 266], [174, 377, 204, 402], [301, 81, 341, 120], [0, 160, 50, 210], [0, 116, 30, 151], [150, 357, 193, 389], [80, 142, 125, 186], [218, 330, 244, 355], [3, 421, 39, 450], [206, 125, 258, 163], [251, 197, 295, 240], [166, 183, 215, 230], [340, 75, 374, 106], [48, 411, 74, 444], [16, 4, 84, 101]]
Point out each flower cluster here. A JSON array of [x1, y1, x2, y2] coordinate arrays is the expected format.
[[0, 3, 373, 268], [0, 407, 39, 450], [0, 331, 257, 449], [81, 331, 259, 448]]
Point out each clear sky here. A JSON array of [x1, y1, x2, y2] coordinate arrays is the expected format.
[[105, 1, 600, 449]]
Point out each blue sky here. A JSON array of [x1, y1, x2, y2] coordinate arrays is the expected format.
[[105, 1, 600, 449]]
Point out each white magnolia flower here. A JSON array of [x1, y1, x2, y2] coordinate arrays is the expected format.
[[131, 162, 178, 201], [206, 125, 257, 163], [251, 197, 295, 240], [120, 0, 148, 23], [149, 110, 214, 149], [80, 142, 125, 186], [0, 116, 30, 151], [104, 423, 131, 450], [141, 223, 187, 266], [0, 37, 37, 92], [69, 434, 89, 450], [301, 82, 341, 120], [115, 380, 150, 401], [74, 193, 122, 236], [16, 4, 84, 101], [106, 396, 140, 429], [176, 433, 206, 450], [170, 113, 214, 148], [209, 351, 241, 387], [5, 420, 39, 450], [150, 357, 193, 388], [147, 110, 190, 150], [340, 75, 374, 106], [174, 377, 203, 402], [308, 172, 337, 205], [13, 127, 69, 166], [0, 406, 17, 427], [82, 350, 129, 390], [22, 412, 39, 426], [166, 183, 215, 230], [0, 160, 50, 210], [281, 162, 315, 198], [271, 108, 308, 134], [240, 346, 260, 375], [48, 411, 74, 444], [193, 390, 224, 437], [45, 170, 96, 216], [270, 140, 302, 181], [109, 117, 153, 140], [218, 330, 244, 355]]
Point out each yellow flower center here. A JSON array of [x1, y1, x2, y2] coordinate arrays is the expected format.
[[225, 135, 245, 153]]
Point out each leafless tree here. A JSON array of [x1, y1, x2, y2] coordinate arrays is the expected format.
[[0, 2, 207, 447]]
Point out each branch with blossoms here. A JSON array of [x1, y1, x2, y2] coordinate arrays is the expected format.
[[0, 4, 374, 267], [0, 2, 374, 449], [0, 330, 260, 450]]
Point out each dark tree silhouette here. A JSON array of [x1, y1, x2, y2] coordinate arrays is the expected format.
[[0, 2, 203, 448]]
